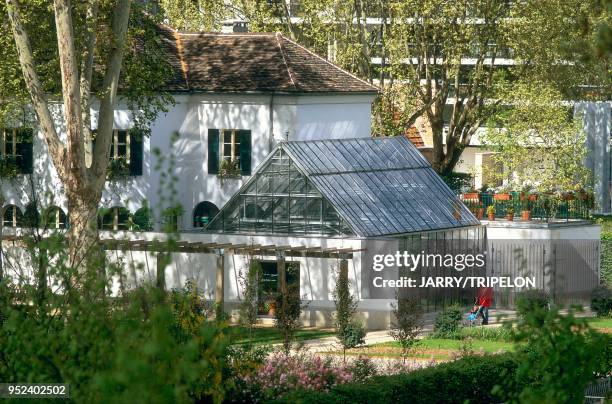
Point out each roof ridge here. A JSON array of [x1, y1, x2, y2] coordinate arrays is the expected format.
[[275, 32, 298, 91], [279, 34, 378, 92]]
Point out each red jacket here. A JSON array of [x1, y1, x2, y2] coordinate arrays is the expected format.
[[477, 287, 493, 307]]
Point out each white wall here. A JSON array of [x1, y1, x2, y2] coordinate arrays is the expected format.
[[0, 92, 374, 230]]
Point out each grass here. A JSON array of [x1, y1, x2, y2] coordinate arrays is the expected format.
[[588, 317, 612, 331], [230, 326, 336, 345], [360, 338, 516, 360]]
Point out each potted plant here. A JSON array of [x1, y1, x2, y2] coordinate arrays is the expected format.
[[462, 187, 480, 201], [561, 191, 575, 201], [476, 202, 484, 220], [487, 205, 496, 221], [218, 159, 241, 179], [267, 300, 277, 317], [494, 186, 512, 201], [506, 206, 515, 221], [520, 198, 531, 221]]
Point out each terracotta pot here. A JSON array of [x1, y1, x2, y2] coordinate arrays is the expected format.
[[506, 213, 514, 221], [462, 192, 480, 201], [268, 301, 277, 317], [494, 193, 512, 201], [521, 210, 531, 221], [476, 208, 484, 220], [528, 194, 538, 202], [487, 212, 495, 221]]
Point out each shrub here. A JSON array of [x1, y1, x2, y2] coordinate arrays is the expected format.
[[346, 356, 377, 383], [233, 353, 353, 402], [275, 283, 303, 354], [515, 289, 549, 317], [591, 286, 612, 317], [499, 305, 607, 403], [277, 353, 522, 404], [333, 262, 365, 360], [338, 321, 366, 355], [389, 298, 423, 362], [432, 304, 463, 338]]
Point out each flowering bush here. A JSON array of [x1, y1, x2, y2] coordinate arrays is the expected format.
[[235, 353, 353, 401]]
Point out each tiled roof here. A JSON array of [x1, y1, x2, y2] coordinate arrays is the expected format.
[[157, 26, 378, 94], [405, 126, 425, 147]]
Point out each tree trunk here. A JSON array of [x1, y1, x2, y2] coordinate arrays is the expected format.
[[67, 186, 101, 271]]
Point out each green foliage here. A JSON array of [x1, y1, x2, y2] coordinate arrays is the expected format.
[[591, 286, 612, 317], [481, 81, 590, 192], [0, 280, 232, 403], [106, 158, 130, 181], [515, 289, 550, 318], [601, 236, 612, 286], [389, 298, 423, 362], [277, 353, 523, 404], [333, 262, 365, 357], [238, 259, 262, 343], [432, 304, 463, 339], [338, 321, 366, 351], [498, 305, 608, 403], [218, 159, 241, 179], [0, 156, 19, 179], [275, 281, 303, 354], [132, 200, 154, 231]]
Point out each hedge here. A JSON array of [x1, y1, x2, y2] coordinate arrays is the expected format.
[[273, 354, 521, 404]]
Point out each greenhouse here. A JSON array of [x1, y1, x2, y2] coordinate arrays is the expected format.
[[206, 137, 480, 237]]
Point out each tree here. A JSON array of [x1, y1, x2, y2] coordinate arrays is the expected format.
[[4, 1, 172, 270], [389, 297, 422, 363], [333, 260, 366, 362], [480, 81, 589, 192], [238, 258, 261, 344]]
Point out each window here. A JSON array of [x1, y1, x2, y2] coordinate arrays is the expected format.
[[193, 201, 219, 227], [110, 130, 130, 162], [3, 205, 23, 227], [258, 261, 300, 315], [45, 206, 67, 229], [0, 128, 33, 174], [98, 207, 131, 231], [208, 129, 251, 176], [92, 129, 143, 176]]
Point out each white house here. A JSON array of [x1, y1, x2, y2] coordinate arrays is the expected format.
[[0, 29, 378, 231]]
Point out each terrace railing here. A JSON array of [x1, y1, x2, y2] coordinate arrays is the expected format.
[[459, 192, 593, 222]]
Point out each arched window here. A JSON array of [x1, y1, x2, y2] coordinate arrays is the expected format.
[[193, 201, 219, 228], [98, 206, 131, 231], [45, 206, 67, 229], [3, 205, 23, 227]]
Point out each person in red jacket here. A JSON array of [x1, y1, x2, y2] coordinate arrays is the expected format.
[[476, 287, 493, 325]]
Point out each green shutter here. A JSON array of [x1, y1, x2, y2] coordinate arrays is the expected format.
[[208, 129, 220, 174], [238, 130, 251, 176], [16, 128, 33, 174], [129, 130, 144, 176]]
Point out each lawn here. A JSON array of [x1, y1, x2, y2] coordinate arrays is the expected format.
[[230, 326, 336, 345], [588, 317, 612, 333], [337, 338, 516, 360]]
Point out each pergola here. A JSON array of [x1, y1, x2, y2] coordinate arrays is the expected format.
[[0, 234, 364, 314], [99, 238, 364, 312]]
